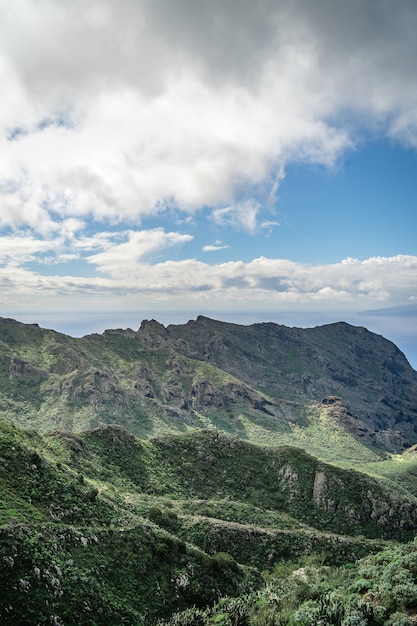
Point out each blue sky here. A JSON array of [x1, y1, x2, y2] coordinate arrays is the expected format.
[[0, 0, 416, 368]]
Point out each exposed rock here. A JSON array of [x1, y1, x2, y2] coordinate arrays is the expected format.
[[191, 379, 225, 409], [137, 319, 168, 348], [312, 471, 342, 513], [374, 429, 409, 451], [50, 431, 86, 454], [133, 364, 156, 398], [9, 356, 48, 380]]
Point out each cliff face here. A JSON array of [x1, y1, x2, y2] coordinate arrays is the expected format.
[[0, 315, 416, 452], [164, 317, 417, 451]]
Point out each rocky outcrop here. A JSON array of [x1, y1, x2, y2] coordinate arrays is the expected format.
[[137, 319, 168, 349], [62, 369, 131, 409], [191, 379, 225, 409], [9, 356, 48, 381]]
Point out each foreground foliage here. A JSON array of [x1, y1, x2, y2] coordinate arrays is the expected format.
[[2, 418, 417, 624], [160, 543, 417, 625]]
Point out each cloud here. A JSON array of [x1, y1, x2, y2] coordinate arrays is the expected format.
[[212, 201, 262, 233], [0, 225, 193, 277], [1, 1, 416, 231], [0, 218, 87, 266], [0, 254, 415, 315], [0, 235, 52, 266], [261, 221, 280, 229], [86, 229, 193, 276], [203, 241, 230, 252]]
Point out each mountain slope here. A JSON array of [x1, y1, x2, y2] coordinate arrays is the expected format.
[[166, 316, 417, 450], [0, 315, 416, 454], [2, 413, 417, 622], [1, 315, 417, 624], [3, 418, 400, 624]]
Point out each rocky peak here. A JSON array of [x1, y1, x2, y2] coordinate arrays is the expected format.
[[138, 319, 167, 348]]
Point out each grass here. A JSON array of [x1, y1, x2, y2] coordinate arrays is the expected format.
[[358, 451, 417, 497], [213, 404, 386, 470]]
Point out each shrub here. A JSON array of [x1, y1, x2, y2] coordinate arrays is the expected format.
[[386, 613, 413, 626], [156, 606, 209, 625], [148, 506, 179, 531], [212, 552, 239, 572]]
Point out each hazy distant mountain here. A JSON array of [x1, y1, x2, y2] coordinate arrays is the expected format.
[[362, 303, 417, 317]]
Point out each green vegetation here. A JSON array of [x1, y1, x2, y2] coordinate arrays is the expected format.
[[0, 316, 416, 460], [158, 542, 417, 625], [2, 417, 417, 624], [1, 316, 417, 623]]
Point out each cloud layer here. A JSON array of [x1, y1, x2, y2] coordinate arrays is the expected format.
[[0, 227, 415, 313], [1, 0, 417, 230]]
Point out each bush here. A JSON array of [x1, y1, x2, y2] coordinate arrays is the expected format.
[[214, 595, 252, 625], [386, 613, 413, 626], [212, 552, 239, 572], [292, 600, 322, 625], [157, 606, 209, 625], [148, 506, 179, 531]]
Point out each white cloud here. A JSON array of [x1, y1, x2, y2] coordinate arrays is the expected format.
[[0, 225, 194, 274], [0, 254, 415, 315], [0, 235, 52, 265], [1, 1, 416, 231], [87, 229, 193, 276], [212, 201, 262, 233], [203, 241, 230, 252]]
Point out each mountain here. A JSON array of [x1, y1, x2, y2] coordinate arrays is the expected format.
[[2, 315, 417, 624], [0, 315, 416, 453]]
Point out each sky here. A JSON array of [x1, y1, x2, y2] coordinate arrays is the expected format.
[[0, 0, 416, 368]]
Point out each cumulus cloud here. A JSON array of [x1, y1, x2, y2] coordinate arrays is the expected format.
[[87, 229, 193, 276], [1, 0, 416, 230]]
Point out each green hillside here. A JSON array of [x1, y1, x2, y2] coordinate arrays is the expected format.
[[1, 316, 417, 623], [3, 417, 417, 624]]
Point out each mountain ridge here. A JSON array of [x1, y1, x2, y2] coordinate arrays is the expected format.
[[0, 315, 416, 454]]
